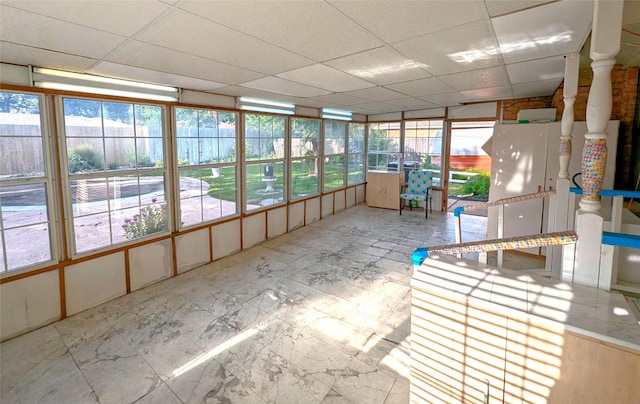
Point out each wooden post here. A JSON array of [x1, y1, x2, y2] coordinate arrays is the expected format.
[[549, 53, 580, 278], [573, 0, 624, 287]]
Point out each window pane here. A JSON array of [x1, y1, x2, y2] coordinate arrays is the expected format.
[[0, 183, 52, 271], [324, 121, 346, 155], [4, 225, 51, 270], [63, 98, 168, 253], [245, 114, 285, 160], [0, 92, 54, 272], [0, 137, 46, 177], [323, 155, 345, 191], [103, 102, 134, 137], [368, 152, 401, 171], [176, 107, 238, 228], [348, 123, 365, 153], [291, 158, 319, 199], [367, 122, 400, 152], [404, 119, 444, 185], [291, 118, 320, 159], [246, 162, 284, 211], [348, 154, 365, 185], [206, 166, 238, 220]]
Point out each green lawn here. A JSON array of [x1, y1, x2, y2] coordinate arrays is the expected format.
[[181, 162, 362, 204]]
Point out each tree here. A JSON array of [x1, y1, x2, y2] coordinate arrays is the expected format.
[[292, 118, 320, 175], [0, 92, 39, 113]]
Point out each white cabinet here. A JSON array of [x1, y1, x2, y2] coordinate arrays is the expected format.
[[488, 121, 619, 252], [366, 171, 404, 210]]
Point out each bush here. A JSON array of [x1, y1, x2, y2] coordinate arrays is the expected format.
[[122, 198, 167, 240], [462, 173, 490, 196], [68, 144, 103, 173], [125, 149, 155, 168]]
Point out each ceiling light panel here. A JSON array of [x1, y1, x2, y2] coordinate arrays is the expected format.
[[491, 0, 594, 64]]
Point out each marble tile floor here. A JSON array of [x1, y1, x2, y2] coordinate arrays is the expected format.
[[1, 205, 539, 404]]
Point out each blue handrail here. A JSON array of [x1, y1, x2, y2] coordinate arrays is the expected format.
[[570, 188, 640, 198]]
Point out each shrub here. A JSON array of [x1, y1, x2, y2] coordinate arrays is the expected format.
[[68, 144, 103, 173], [122, 198, 167, 240], [108, 162, 119, 170], [125, 149, 155, 168], [462, 173, 490, 196]]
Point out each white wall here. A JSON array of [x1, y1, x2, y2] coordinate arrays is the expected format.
[[0, 270, 61, 341]]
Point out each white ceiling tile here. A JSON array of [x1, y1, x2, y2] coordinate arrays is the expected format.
[[385, 98, 441, 111], [393, 19, 504, 76], [2, 0, 170, 37], [308, 93, 369, 106], [506, 55, 566, 84], [88, 62, 177, 85], [461, 85, 513, 100], [491, 0, 594, 64], [385, 77, 456, 97], [136, 10, 313, 75], [484, 0, 555, 17], [0, 42, 97, 72], [277, 64, 374, 92], [438, 66, 511, 91], [342, 87, 406, 102], [328, 0, 486, 43], [179, 0, 382, 61], [0, 5, 125, 59], [325, 46, 431, 85], [107, 41, 263, 85], [213, 85, 295, 101], [512, 79, 562, 97], [419, 92, 471, 107], [167, 77, 227, 92], [240, 77, 332, 98]]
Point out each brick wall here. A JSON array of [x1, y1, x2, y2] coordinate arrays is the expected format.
[[501, 64, 639, 189]]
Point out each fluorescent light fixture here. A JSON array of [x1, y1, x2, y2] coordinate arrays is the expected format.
[[31, 66, 180, 102], [239, 105, 295, 115], [322, 108, 352, 121], [237, 96, 295, 115]]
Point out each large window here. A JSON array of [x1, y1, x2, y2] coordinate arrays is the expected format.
[[404, 119, 444, 186], [367, 122, 401, 171], [62, 98, 168, 253], [0, 91, 55, 272], [323, 120, 347, 191], [290, 118, 320, 199], [245, 114, 286, 211], [347, 123, 366, 185], [175, 107, 238, 227]]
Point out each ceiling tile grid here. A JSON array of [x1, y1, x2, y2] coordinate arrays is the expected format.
[[1, 0, 631, 117]]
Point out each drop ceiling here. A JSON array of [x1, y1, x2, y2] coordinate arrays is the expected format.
[[1, 0, 638, 116]]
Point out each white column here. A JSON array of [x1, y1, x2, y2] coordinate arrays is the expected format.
[[549, 53, 580, 278], [573, 0, 624, 287]]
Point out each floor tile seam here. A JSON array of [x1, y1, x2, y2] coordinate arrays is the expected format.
[[230, 344, 334, 404]]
